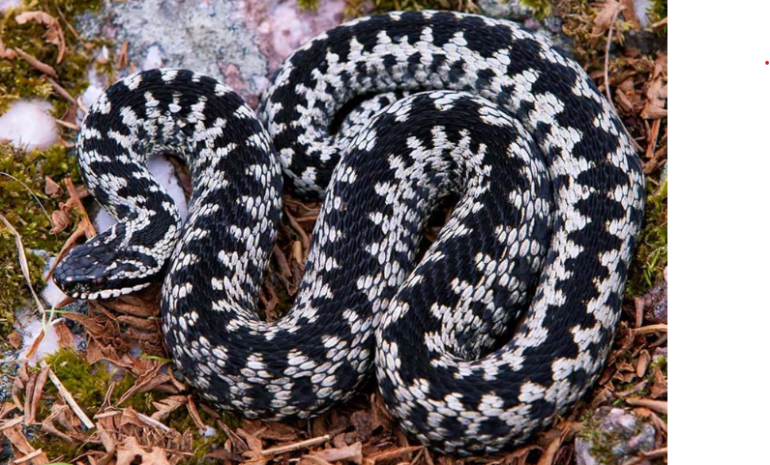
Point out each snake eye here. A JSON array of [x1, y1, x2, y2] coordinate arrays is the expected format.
[[92, 276, 107, 289]]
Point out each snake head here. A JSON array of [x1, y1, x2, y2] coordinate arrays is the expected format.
[[53, 223, 160, 300]]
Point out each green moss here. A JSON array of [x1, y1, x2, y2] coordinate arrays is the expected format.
[[649, 0, 667, 38], [1, 0, 102, 115], [0, 144, 82, 343], [520, 0, 551, 21], [296, 0, 319, 10], [649, 0, 667, 24], [30, 434, 86, 462], [627, 179, 667, 296], [45, 349, 116, 411], [1, 0, 105, 344], [578, 409, 648, 465]]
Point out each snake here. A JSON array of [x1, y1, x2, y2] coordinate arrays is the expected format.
[[53, 11, 645, 455]]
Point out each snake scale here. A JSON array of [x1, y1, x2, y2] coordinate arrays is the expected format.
[[53, 11, 645, 455]]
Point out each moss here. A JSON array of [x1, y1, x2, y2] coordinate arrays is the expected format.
[[296, 0, 319, 10], [1, 0, 105, 344], [1, 0, 102, 115], [520, 0, 551, 21], [45, 349, 116, 411], [0, 144, 82, 344], [627, 179, 667, 296], [578, 409, 648, 465]]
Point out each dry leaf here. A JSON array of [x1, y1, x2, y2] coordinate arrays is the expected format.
[[150, 395, 188, 421], [641, 54, 668, 119], [116, 436, 171, 465], [593, 0, 623, 34], [307, 442, 363, 464], [45, 176, 63, 198], [16, 11, 67, 63], [0, 423, 50, 465], [50, 208, 72, 234], [8, 331, 22, 349]]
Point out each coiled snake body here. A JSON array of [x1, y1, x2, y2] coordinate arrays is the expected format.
[[54, 11, 645, 455]]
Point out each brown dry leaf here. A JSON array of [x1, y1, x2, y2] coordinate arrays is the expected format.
[[117, 41, 129, 70], [8, 331, 22, 349], [116, 436, 171, 465], [45, 176, 64, 198], [151, 395, 188, 421], [49, 208, 72, 234], [40, 404, 75, 443], [0, 423, 50, 465], [117, 361, 177, 405], [307, 442, 363, 464], [625, 397, 667, 414], [363, 446, 422, 465], [16, 11, 67, 63], [641, 53, 668, 119], [54, 320, 75, 348], [592, 0, 623, 34], [650, 367, 667, 398]]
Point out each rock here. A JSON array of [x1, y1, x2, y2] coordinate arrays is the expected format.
[[79, 0, 269, 106], [476, 0, 534, 21], [576, 407, 656, 465]]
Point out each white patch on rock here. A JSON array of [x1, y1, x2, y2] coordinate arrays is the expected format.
[[0, 100, 58, 151], [0, 0, 20, 11]]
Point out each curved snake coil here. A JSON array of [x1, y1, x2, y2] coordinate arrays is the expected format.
[[54, 11, 645, 455]]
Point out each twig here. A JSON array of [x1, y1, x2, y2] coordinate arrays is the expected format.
[[14, 47, 57, 77], [44, 362, 95, 429], [135, 411, 171, 432], [625, 397, 667, 414], [12, 449, 42, 464], [644, 119, 661, 159], [260, 434, 333, 457], [643, 447, 668, 458], [93, 410, 121, 419], [76, 96, 89, 113], [55, 118, 80, 131], [651, 17, 667, 29], [45, 77, 77, 105], [603, 4, 622, 112], [631, 324, 667, 335], [65, 178, 96, 238], [0, 213, 46, 315], [363, 446, 423, 465], [0, 416, 24, 431]]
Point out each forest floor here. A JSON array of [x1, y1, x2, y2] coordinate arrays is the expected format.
[[0, 0, 667, 464]]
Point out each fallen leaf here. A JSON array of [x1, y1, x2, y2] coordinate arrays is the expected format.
[[641, 53, 668, 119], [592, 0, 623, 34], [116, 436, 171, 465], [0, 423, 50, 465], [150, 395, 188, 421], [306, 442, 363, 464], [16, 11, 67, 63]]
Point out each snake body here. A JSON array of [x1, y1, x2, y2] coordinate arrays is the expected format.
[[54, 11, 645, 455]]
